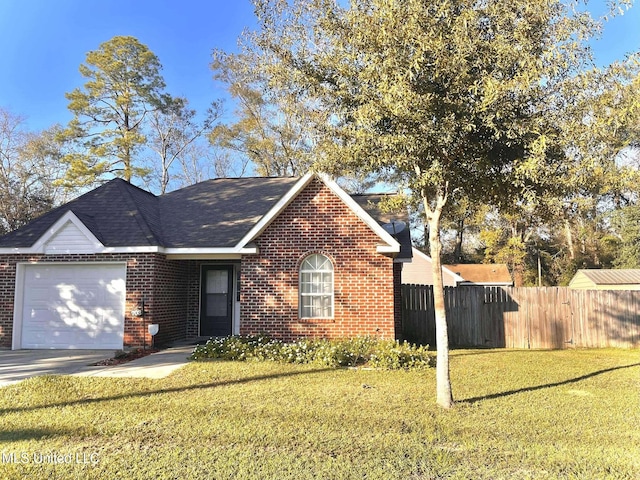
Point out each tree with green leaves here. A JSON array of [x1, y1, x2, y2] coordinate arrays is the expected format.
[[241, 0, 639, 407], [60, 35, 170, 186], [210, 49, 325, 176], [0, 108, 68, 233], [611, 205, 640, 268]]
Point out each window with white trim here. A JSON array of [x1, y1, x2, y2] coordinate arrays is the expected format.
[[299, 253, 334, 318]]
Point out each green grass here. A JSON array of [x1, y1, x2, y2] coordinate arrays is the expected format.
[[0, 349, 638, 479]]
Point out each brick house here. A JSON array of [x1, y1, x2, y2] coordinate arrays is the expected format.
[[0, 173, 410, 350]]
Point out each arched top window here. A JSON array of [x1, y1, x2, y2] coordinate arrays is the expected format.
[[299, 253, 334, 319]]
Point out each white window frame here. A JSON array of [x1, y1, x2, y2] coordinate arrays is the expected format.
[[299, 253, 334, 319]]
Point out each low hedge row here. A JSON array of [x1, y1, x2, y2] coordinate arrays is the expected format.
[[190, 335, 434, 370]]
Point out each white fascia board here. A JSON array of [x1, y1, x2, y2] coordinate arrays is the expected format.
[[8, 211, 105, 255], [165, 253, 244, 260], [236, 172, 315, 247], [163, 246, 257, 257], [0, 247, 30, 254], [99, 246, 162, 253], [0, 244, 257, 256], [377, 244, 401, 254], [0, 245, 161, 255], [317, 174, 401, 254], [236, 172, 400, 254]]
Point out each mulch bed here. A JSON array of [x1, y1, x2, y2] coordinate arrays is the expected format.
[[92, 348, 162, 366]]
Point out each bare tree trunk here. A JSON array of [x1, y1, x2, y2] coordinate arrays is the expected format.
[[453, 218, 464, 263], [423, 191, 454, 409], [565, 219, 575, 260]]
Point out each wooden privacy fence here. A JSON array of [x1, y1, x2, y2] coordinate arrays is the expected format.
[[401, 285, 640, 349]]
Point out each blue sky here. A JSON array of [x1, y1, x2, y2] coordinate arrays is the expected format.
[[0, 0, 257, 130], [0, 0, 638, 132]]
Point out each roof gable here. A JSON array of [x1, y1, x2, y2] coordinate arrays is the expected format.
[[0, 174, 404, 256], [14, 211, 105, 255], [39, 212, 104, 254], [237, 173, 400, 255]]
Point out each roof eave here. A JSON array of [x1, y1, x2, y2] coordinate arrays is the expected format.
[[235, 172, 401, 254]]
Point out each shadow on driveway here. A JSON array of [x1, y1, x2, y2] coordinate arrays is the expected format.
[[0, 349, 119, 387]]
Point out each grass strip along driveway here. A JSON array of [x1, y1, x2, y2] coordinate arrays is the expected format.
[[0, 349, 638, 479]]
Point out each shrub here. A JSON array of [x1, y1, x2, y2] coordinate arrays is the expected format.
[[367, 339, 434, 370], [190, 336, 434, 370]]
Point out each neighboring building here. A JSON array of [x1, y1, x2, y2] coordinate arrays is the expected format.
[[402, 250, 513, 287], [568, 269, 640, 290], [401, 248, 463, 286], [0, 173, 410, 350], [445, 263, 514, 287]]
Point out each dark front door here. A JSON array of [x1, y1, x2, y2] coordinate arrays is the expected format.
[[201, 265, 234, 336]]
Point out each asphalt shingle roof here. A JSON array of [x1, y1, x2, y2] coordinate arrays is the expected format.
[[0, 176, 409, 256], [159, 177, 299, 248], [0, 179, 161, 248], [351, 194, 412, 261]]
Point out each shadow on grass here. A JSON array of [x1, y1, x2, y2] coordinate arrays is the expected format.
[[461, 362, 640, 404], [0, 367, 332, 416], [0, 428, 69, 442], [450, 348, 555, 357]]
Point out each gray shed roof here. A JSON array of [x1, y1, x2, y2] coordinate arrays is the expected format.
[[575, 269, 640, 285]]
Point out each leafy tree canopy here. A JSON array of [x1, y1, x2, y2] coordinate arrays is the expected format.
[[60, 35, 170, 186], [0, 108, 68, 233], [240, 0, 639, 407]]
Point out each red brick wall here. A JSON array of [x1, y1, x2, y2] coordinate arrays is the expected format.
[[0, 253, 188, 349], [394, 261, 403, 336], [185, 260, 201, 338], [0, 256, 19, 349], [148, 255, 189, 347], [240, 178, 397, 341]]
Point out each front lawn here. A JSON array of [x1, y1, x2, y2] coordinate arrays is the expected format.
[[0, 349, 638, 479]]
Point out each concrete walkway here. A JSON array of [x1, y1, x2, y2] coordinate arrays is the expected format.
[[75, 345, 194, 380], [0, 345, 195, 387]]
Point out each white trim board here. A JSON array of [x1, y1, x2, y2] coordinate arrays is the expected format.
[[0, 174, 400, 257], [236, 173, 401, 255]]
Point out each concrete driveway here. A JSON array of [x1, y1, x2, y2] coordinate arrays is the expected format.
[[0, 346, 194, 387], [0, 350, 114, 387]]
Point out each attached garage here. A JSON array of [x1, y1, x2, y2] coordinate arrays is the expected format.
[[13, 263, 126, 349]]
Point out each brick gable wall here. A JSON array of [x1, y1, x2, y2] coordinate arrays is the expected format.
[[240, 178, 397, 341], [0, 253, 188, 349]]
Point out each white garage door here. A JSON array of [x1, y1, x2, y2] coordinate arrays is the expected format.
[[19, 263, 126, 349]]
